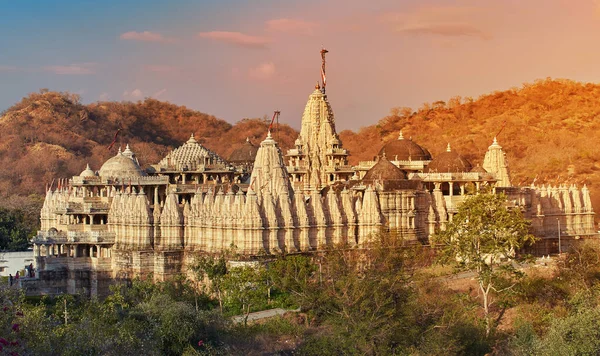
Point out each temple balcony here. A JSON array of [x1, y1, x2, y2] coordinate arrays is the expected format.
[[285, 149, 304, 156], [326, 148, 349, 155], [71, 176, 169, 185], [410, 172, 496, 182], [324, 165, 354, 172], [34, 230, 115, 245], [66, 224, 109, 233]]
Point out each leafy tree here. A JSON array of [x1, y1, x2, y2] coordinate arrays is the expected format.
[[433, 193, 535, 337], [0, 208, 33, 251], [266, 254, 316, 309], [221, 265, 268, 325], [192, 254, 228, 313]]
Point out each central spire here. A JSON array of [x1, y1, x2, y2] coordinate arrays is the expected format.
[[320, 48, 329, 94], [285, 49, 353, 191]]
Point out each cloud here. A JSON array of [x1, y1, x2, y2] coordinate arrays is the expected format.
[[99, 92, 110, 101], [266, 18, 318, 36], [143, 64, 176, 73], [0, 65, 17, 72], [123, 89, 143, 100], [152, 89, 167, 98], [197, 31, 270, 48], [120, 31, 173, 43], [43, 63, 97, 75], [248, 62, 276, 80], [384, 6, 490, 40], [398, 23, 488, 39]]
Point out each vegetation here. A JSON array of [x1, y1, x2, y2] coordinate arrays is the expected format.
[[433, 193, 536, 337], [0, 208, 34, 251], [3, 240, 600, 354]]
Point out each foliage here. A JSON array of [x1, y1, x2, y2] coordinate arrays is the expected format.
[[0, 207, 34, 251], [433, 193, 536, 337], [558, 241, 600, 289], [221, 264, 269, 323]]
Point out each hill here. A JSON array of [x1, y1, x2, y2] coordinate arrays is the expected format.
[[2, 79, 600, 223], [0, 90, 297, 220], [340, 78, 600, 213]]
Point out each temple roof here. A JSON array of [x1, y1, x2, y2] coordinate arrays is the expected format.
[[99, 147, 146, 178], [427, 144, 472, 173], [157, 134, 230, 171], [228, 138, 259, 164], [363, 155, 408, 182], [79, 163, 96, 177], [470, 165, 488, 173], [378, 131, 432, 161]]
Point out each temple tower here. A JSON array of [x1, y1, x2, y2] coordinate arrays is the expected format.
[[286, 50, 353, 190], [483, 137, 512, 187]]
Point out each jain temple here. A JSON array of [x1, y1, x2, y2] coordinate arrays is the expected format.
[[29, 61, 598, 296]]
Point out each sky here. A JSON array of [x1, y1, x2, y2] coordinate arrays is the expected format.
[[2, 0, 600, 131]]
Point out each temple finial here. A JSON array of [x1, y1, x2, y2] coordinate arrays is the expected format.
[[446, 143, 451, 152]]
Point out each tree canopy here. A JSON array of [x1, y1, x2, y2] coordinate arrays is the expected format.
[[433, 192, 536, 336]]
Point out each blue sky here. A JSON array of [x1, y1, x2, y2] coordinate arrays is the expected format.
[[2, 0, 600, 131]]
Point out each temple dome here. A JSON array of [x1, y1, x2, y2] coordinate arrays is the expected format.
[[378, 131, 432, 161], [363, 155, 408, 183], [99, 147, 146, 178], [427, 144, 472, 173], [157, 134, 230, 171], [79, 164, 96, 177], [228, 138, 259, 164]]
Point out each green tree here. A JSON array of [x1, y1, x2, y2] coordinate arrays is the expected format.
[[191, 254, 228, 313], [433, 193, 535, 337], [221, 264, 268, 325], [0, 208, 33, 251]]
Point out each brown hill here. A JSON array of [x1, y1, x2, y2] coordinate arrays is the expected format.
[[3, 79, 600, 223], [0, 90, 297, 214], [340, 78, 600, 214]]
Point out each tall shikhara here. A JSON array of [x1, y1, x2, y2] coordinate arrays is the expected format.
[[285, 86, 353, 190]]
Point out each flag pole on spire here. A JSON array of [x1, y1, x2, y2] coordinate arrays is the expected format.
[[320, 48, 329, 93]]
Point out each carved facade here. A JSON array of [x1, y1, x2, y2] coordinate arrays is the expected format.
[[31, 80, 597, 296]]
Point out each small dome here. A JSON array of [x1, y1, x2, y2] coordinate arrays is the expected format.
[[378, 131, 432, 161], [99, 147, 146, 178], [363, 155, 408, 183], [427, 144, 472, 173], [80, 163, 96, 177], [229, 138, 259, 164]]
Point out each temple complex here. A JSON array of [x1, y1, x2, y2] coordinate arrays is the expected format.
[[28, 52, 597, 297]]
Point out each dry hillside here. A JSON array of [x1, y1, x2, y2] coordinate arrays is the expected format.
[[2, 79, 600, 221], [0, 90, 297, 212], [341, 78, 600, 213]]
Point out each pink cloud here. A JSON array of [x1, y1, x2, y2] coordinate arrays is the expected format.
[[143, 65, 177, 73], [266, 18, 319, 36], [248, 62, 276, 80], [43, 63, 97, 75], [0, 65, 17, 72], [120, 31, 173, 43], [384, 6, 490, 40], [398, 23, 489, 39], [197, 31, 270, 48]]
